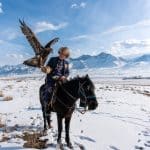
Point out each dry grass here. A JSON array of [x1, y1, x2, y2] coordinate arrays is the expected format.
[[135, 89, 150, 97], [0, 134, 21, 143], [0, 124, 48, 148], [0, 135, 10, 142], [7, 85, 13, 89], [16, 80, 22, 82], [0, 91, 4, 97], [3, 96, 13, 101], [142, 92, 150, 97], [23, 132, 48, 149], [0, 118, 5, 128]]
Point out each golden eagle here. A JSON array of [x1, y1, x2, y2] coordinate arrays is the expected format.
[[19, 20, 59, 67]]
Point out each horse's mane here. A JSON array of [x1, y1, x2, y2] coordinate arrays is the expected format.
[[68, 76, 79, 82], [63, 75, 95, 90]]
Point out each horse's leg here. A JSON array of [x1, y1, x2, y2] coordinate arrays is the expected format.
[[40, 85, 47, 132], [42, 107, 47, 132], [65, 114, 73, 148], [57, 113, 63, 144], [46, 111, 52, 128]]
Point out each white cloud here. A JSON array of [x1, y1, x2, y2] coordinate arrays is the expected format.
[[0, 39, 4, 44], [109, 39, 150, 56], [71, 2, 86, 9], [101, 19, 150, 36], [0, 40, 31, 65], [7, 32, 19, 40], [6, 53, 24, 59], [71, 3, 78, 9], [68, 19, 150, 57], [4, 52, 31, 66], [34, 21, 68, 33], [69, 19, 150, 42], [70, 49, 82, 58], [115, 39, 150, 49], [0, 28, 21, 41], [0, 2, 3, 13], [80, 2, 86, 8], [0, 29, 19, 40], [70, 35, 90, 40]]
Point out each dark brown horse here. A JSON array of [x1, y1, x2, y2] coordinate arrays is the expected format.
[[39, 75, 98, 148]]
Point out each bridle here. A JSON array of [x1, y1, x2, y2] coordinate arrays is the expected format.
[[54, 79, 96, 114], [78, 81, 94, 103]]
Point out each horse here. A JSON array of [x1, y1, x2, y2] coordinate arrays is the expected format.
[[39, 74, 98, 148]]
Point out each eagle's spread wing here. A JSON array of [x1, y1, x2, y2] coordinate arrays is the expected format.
[[19, 20, 43, 55], [45, 37, 59, 48]]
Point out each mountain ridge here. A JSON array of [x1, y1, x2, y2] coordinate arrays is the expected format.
[[0, 52, 150, 76]]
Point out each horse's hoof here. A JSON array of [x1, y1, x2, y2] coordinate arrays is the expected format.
[[43, 129, 47, 135], [67, 142, 73, 149], [56, 142, 63, 149], [48, 124, 53, 129]]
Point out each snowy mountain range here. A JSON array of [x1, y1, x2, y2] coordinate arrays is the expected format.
[[0, 52, 150, 76], [70, 52, 125, 69]]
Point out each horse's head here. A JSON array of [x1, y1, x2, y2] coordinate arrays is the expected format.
[[78, 74, 98, 110]]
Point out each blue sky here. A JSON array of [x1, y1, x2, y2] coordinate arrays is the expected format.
[[0, 0, 150, 65]]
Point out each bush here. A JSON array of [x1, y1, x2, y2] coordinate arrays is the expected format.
[[0, 91, 4, 97], [3, 96, 13, 101]]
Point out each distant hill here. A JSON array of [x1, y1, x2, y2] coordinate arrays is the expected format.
[[0, 52, 150, 76], [70, 52, 125, 69], [0, 64, 39, 76], [133, 54, 150, 62]]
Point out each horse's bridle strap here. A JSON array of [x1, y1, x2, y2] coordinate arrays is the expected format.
[[54, 80, 95, 112], [59, 84, 77, 100]]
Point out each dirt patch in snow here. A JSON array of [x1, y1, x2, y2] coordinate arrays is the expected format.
[[22, 131, 48, 149]]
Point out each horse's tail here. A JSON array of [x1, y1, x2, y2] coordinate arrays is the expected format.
[[39, 84, 45, 105]]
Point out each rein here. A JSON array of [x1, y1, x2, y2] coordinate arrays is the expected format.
[[75, 107, 87, 114], [59, 83, 77, 101], [54, 80, 94, 114]]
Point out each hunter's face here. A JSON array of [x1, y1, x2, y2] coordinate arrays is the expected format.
[[59, 49, 70, 59], [59, 53, 66, 59]]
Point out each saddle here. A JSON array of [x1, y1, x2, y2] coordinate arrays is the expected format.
[[47, 81, 63, 107], [43, 79, 68, 110]]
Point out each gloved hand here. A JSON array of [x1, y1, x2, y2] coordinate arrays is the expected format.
[[52, 75, 60, 80], [41, 66, 47, 73], [52, 76, 67, 81], [41, 66, 52, 74], [60, 76, 66, 81]]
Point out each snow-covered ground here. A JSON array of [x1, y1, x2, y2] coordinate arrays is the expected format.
[[0, 74, 150, 150]]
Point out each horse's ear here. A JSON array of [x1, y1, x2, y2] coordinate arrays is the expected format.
[[86, 74, 89, 78]]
